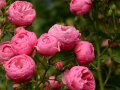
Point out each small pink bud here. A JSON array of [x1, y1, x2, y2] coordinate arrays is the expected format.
[[62, 66, 95, 90], [45, 76, 61, 90], [11, 27, 37, 55], [55, 61, 63, 70], [3, 54, 36, 83], [74, 41, 95, 66], [36, 33, 61, 56], [8, 1, 36, 26], [48, 24, 81, 51], [70, 0, 92, 16], [0, 0, 6, 9], [0, 41, 15, 64]]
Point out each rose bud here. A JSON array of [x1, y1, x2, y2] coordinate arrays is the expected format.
[[48, 24, 80, 51], [62, 66, 95, 90], [45, 76, 61, 90], [3, 54, 36, 83], [74, 41, 95, 66], [70, 0, 92, 16], [0, 41, 15, 64], [11, 27, 37, 55], [0, 0, 6, 9], [36, 33, 60, 56], [55, 61, 63, 70], [8, 1, 36, 26]]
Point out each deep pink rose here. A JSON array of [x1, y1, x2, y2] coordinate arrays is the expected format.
[[11, 27, 37, 55], [36, 33, 60, 56], [48, 24, 80, 51], [8, 1, 36, 26], [74, 41, 95, 66], [45, 76, 61, 90], [55, 61, 63, 70], [4, 54, 36, 83], [62, 66, 95, 90], [0, 41, 15, 63], [0, 0, 6, 8], [70, 0, 92, 16]]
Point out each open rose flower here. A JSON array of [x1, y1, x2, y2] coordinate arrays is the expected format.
[[45, 76, 61, 90], [62, 66, 95, 90], [0, 0, 6, 9], [0, 41, 15, 64], [36, 33, 60, 56], [11, 27, 37, 55], [70, 0, 92, 16], [48, 24, 80, 51], [8, 1, 36, 26], [74, 41, 95, 66], [3, 54, 36, 83]]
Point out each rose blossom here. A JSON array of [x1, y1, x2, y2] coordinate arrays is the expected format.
[[11, 27, 37, 55], [8, 1, 36, 26], [74, 41, 95, 66], [45, 76, 61, 90], [70, 0, 92, 16], [48, 24, 80, 51], [0, 41, 15, 63], [36, 33, 60, 56], [4, 54, 36, 83], [62, 66, 95, 90], [0, 0, 6, 9]]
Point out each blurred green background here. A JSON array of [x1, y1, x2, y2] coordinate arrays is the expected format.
[[0, 0, 120, 90]]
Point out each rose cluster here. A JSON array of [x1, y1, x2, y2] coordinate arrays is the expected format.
[[0, 0, 95, 90]]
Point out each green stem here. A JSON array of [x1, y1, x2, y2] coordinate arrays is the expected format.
[[96, 42, 104, 90], [104, 66, 112, 86]]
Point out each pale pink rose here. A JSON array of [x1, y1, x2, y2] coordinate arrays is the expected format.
[[70, 0, 92, 16], [0, 0, 6, 8], [48, 24, 80, 51], [3, 54, 36, 83], [0, 41, 15, 63], [45, 76, 61, 90], [36, 33, 60, 56], [11, 27, 37, 55], [55, 61, 63, 70], [62, 66, 95, 90], [8, 1, 36, 26], [74, 41, 95, 66]]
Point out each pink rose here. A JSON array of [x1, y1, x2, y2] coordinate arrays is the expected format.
[[74, 41, 95, 66], [3, 54, 36, 83], [62, 66, 95, 90], [0, 0, 6, 8], [11, 27, 37, 55], [48, 24, 80, 51], [55, 61, 63, 70], [45, 76, 61, 90], [36, 33, 60, 56], [70, 0, 92, 16], [8, 1, 36, 26], [0, 41, 15, 63]]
